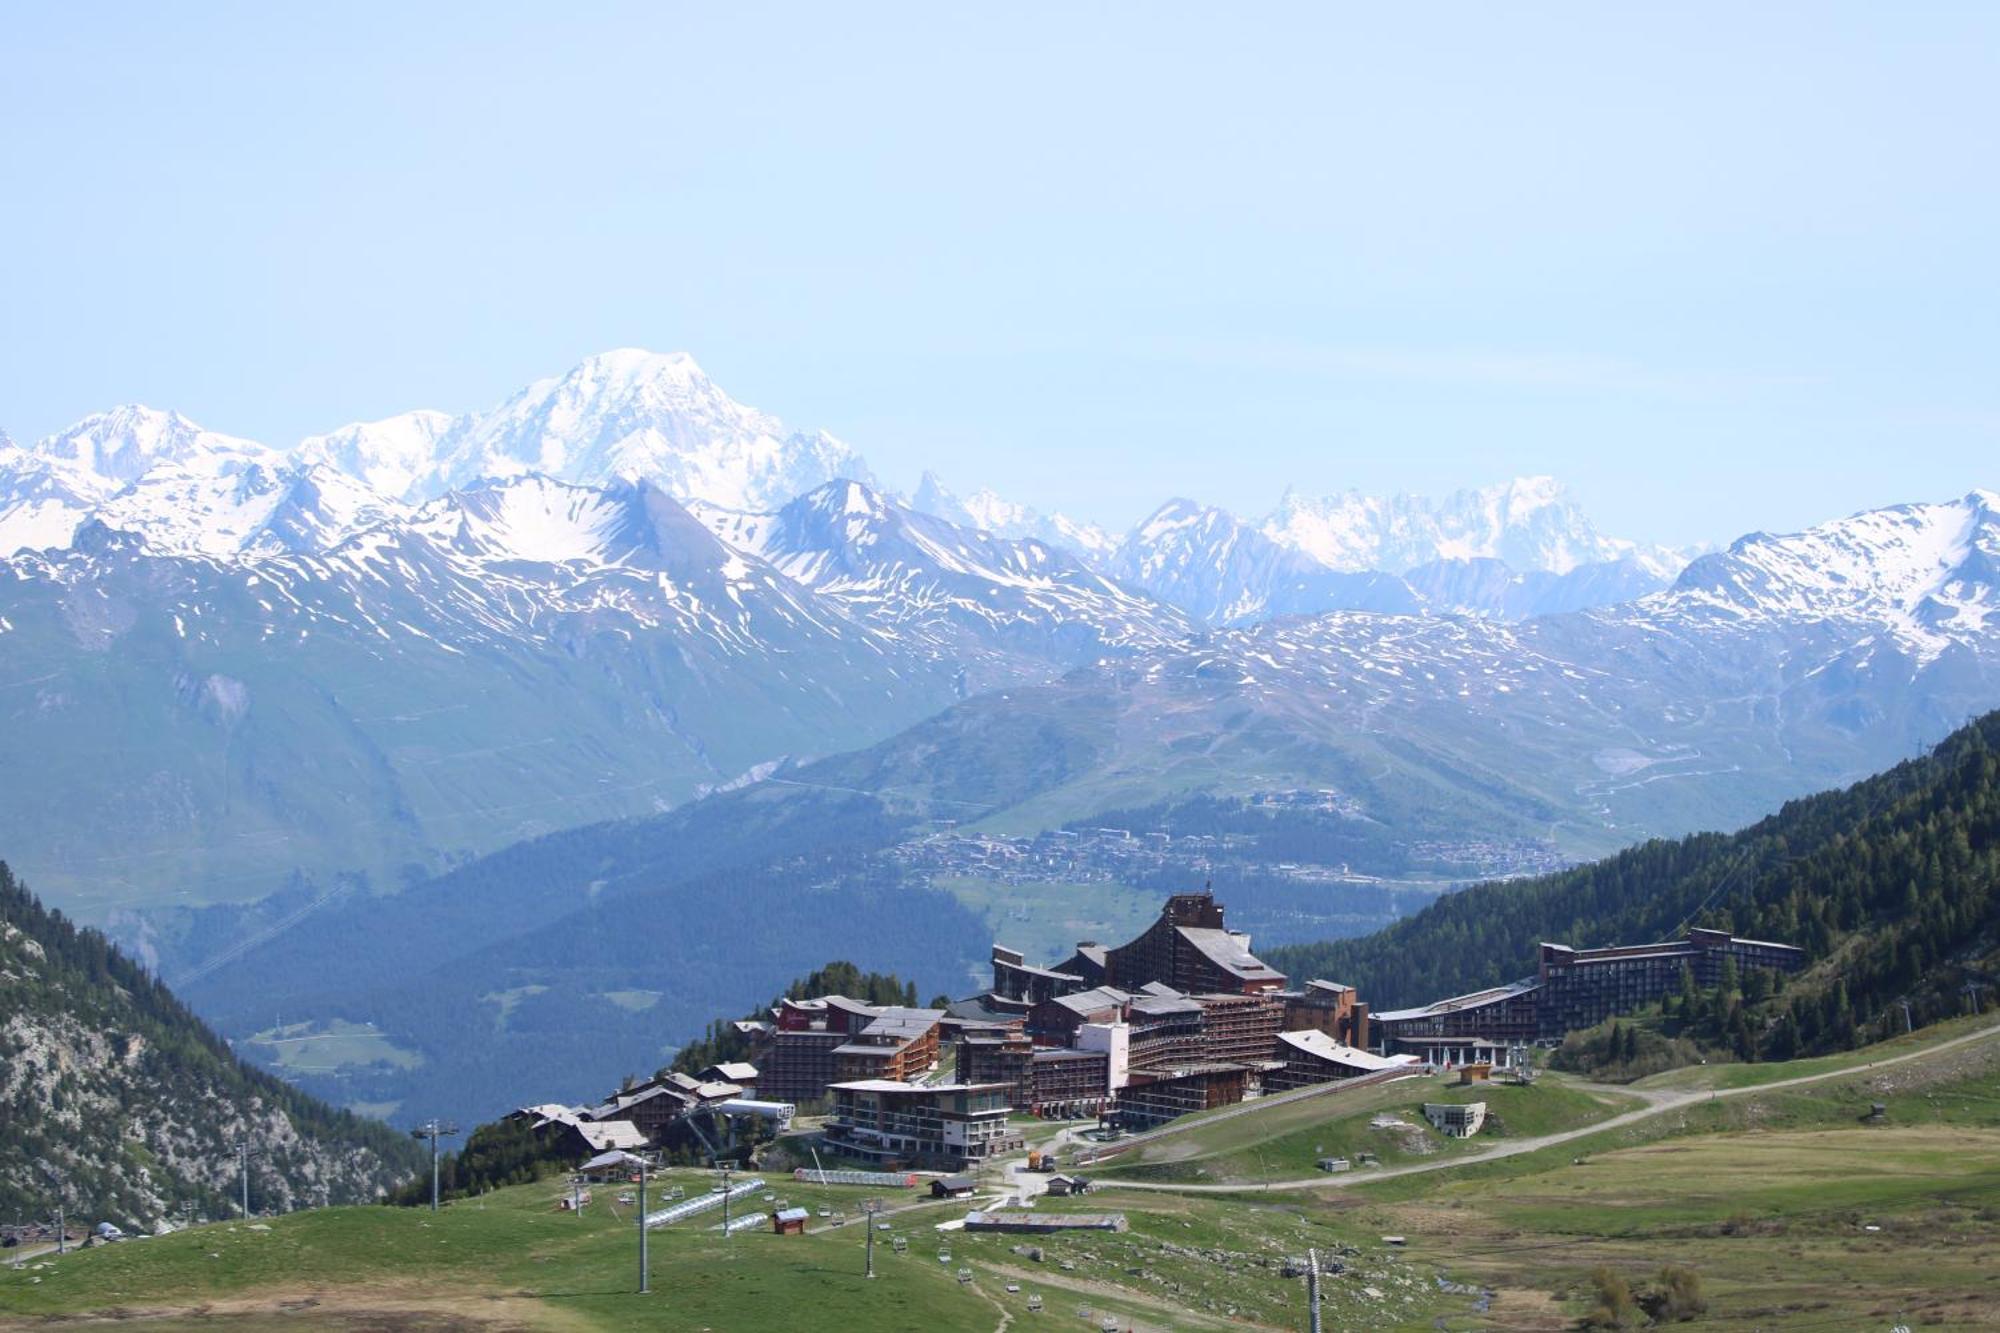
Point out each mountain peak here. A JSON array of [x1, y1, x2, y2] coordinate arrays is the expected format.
[[1261, 475, 1631, 576], [579, 345, 705, 373], [32, 405, 273, 487]]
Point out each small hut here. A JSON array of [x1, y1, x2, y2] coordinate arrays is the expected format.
[[931, 1174, 977, 1200]]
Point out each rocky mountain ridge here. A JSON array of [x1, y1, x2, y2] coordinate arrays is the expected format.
[[0, 864, 419, 1227]]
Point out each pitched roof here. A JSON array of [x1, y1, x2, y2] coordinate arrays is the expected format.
[[1372, 979, 1539, 1024], [1175, 926, 1285, 984], [946, 996, 1028, 1024], [1128, 992, 1203, 1017], [574, 1120, 649, 1151], [1046, 986, 1131, 1017], [1275, 1029, 1416, 1073]]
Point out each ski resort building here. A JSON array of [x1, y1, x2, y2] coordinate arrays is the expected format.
[[962, 890, 1389, 1128], [752, 997, 943, 1104], [1278, 978, 1371, 1049], [1265, 1029, 1419, 1091], [1372, 980, 1544, 1049], [1101, 893, 1288, 995], [1373, 929, 1808, 1051], [1536, 929, 1806, 1035], [821, 1080, 1023, 1171]]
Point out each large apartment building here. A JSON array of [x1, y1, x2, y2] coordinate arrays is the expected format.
[[822, 1080, 1023, 1171], [1103, 893, 1288, 995], [1536, 929, 1805, 1036], [755, 997, 943, 1104], [1373, 929, 1807, 1055]]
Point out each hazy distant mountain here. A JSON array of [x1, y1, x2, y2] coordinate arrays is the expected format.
[[2, 349, 1987, 931], [910, 470, 1117, 565], [1111, 498, 1422, 623], [0, 475, 972, 910], [1108, 495, 1676, 626], [779, 488, 2000, 855], [693, 479, 1189, 689], [5, 351, 876, 555], [1262, 474, 1684, 577], [151, 490, 2000, 1127], [406, 349, 875, 509]]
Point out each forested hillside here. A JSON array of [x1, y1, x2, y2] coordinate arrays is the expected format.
[[0, 866, 422, 1229], [1268, 710, 2000, 1055]]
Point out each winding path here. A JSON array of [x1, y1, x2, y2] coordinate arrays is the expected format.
[[1100, 1020, 2000, 1195]]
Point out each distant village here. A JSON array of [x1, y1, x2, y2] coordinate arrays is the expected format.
[[886, 806, 1569, 889], [511, 890, 1803, 1179]]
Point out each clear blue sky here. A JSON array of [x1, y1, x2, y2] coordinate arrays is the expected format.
[[4, 3, 1997, 545]]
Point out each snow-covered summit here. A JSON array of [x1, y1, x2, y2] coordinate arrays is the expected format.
[[416, 349, 874, 510], [31, 405, 276, 490], [1261, 475, 1681, 577], [691, 478, 1189, 683], [298, 410, 460, 502], [1662, 489, 2000, 656], [1, 351, 883, 558], [910, 471, 1116, 565]]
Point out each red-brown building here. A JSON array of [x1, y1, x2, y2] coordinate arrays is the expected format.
[[1103, 893, 1287, 995]]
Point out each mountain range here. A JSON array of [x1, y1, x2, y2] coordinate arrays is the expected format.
[[130, 486, 2000, 1128], [0, 348, 1743, 914], [5, 348, 1996, 1131]]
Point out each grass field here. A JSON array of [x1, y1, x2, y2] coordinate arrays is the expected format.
[[240, 1020, 424, 1075], [0, 1168, 1454, 1331], [1091, 1073, 1641, 1186], [10, 1026, 2000, 1330]]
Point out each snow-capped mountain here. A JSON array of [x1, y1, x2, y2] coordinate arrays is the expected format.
[[910, 471, 1117, 566], [1261, 475, 1683, 577], [0, 472, 971, 907], [0, 407, 301, 557], [1109, 496, 1675, 626], [2, 351, 876, 560], [694, 479, 1189, 686], [29, 405, 275, 489], [0, 443, 105, 556], [5, 343, 1996, 918], [1663, 490, 2000, 659], [297, 410, 459, 500], [795, 490, 2000, 867], [1112, 498, 1421, 624], [409, 349, 873, 509], [1400, 554, 1675, 621], [90, 462, 410, 559]]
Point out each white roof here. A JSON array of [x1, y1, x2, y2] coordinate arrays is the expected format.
[[1372, 979, 1539, 1024], [1276, 1029, 1418, 1073], [575, 1119, 649, 1151]]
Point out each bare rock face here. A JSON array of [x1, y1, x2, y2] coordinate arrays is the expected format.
[[0, 874, 421, 1228]]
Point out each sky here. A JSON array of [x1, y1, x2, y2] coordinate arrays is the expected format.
[[3, 3, 1998, 547]]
